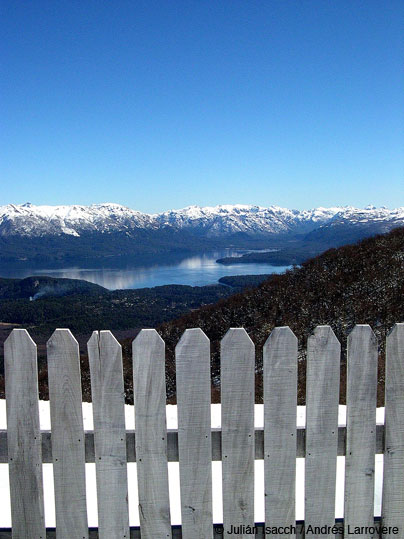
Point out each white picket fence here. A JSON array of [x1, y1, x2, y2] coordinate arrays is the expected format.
[[1, 324, 404, 538]]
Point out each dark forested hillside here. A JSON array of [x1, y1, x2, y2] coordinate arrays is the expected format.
[[0, 283, 234, 336], [218, 274, 272, 289], [0, 275, 107, 300], [0, 281, 235, 400], [159, 227, 404, 405]]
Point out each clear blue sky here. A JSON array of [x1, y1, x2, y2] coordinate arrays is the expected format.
[[1, 1, 403, 212]]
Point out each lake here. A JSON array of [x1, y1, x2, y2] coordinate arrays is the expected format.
[[0, 250, 290, 290]]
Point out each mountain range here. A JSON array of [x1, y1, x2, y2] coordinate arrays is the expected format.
[[1, 202, 404, 237], [1, 202, 404, 267]]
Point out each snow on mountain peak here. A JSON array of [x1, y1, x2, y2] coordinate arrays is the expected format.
[[0, 202, 403, 238], [0, 203, 153, 237]]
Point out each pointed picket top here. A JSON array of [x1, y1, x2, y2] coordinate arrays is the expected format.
[[87, 330, 123, 391], [387, 322, 404, 340], [264, 325, 297, 351], [4, 329, 38, 386], [91, 330, 122, 366], [348, 323, 377, 342], [47, 328, 79, 350], [99, 329, 121, 347], [221, 327, 254, 349], [87, 330, 99, 358], [133, 328, 165, 351], [88, 330, 98, 344], [347, 324, 377, 364], [176, 327, 209, 350], [5, 327, 37, 352], [88, 329, 122, 362], [308, 324, 340, 352], [310, 324, 339, 340]]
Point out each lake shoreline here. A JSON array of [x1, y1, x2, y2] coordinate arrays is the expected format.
[[0, 249, 290, 290]]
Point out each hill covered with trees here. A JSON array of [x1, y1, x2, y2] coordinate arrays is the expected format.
[[158, 227, 404, 405]]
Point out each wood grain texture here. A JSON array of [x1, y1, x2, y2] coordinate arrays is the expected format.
[[88, 331, 129, 539], [176, 329, 212, 539], [305, 326, 340, 539], [263, 326, 297, 538], [382, 323, 404, 535], [4, 329, 46, 539], [133, 329, 172, 539], [344, 325, 377, 537], [47, 329, 88, 539], [0, 423, 387, 463], [221, 328, 255, 537]]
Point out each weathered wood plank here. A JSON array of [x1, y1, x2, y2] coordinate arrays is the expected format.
[[133, 329, 172, 539], [88, 331, 129, 539], [344, 325, 377, 537], [382, 323, 404, 535], [305, 326, 340, 539], [264, 326, 297, 538], [176, 329, 212, 539], [47, 329, 88, 539], [221, 328, 255, 537], [0, 423, 387, 463], [4, 329, 46, 538]]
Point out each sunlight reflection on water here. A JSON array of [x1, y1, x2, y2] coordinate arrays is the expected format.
[[0, 250, 290, 290]]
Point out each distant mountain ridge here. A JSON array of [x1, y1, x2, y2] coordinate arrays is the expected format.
[[0, 202, 155, 237], [1, 202, 403, 268], [1, 202, 403, 238]]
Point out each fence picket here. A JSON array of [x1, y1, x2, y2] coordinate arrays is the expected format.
[[263, 326, 297, 538], [176, 328, 212, 539], [4, 323, 404, 536], [87, 331, 129, 539], [221, 328, 255, 537], [133, 329, 172, 539], [4, 329, 46, 538], [305, 326, 340, 539], [47, 329, 88, 539], [344, 325, 377, 536], [382, 323, 404, 535]]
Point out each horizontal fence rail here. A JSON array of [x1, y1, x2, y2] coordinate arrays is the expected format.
[[0, 423, 387, 462], [1, 323, 403, 538], [0, 519, 391, 539]]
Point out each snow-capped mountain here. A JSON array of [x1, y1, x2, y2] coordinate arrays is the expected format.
[[304, 205, 404, 244], [1, 202, 403, 268], [154, 204, 343, 236], [0, 202, 155, 237], [327, 205, 404, 227], [2, 202, 402, 239]]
